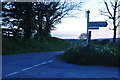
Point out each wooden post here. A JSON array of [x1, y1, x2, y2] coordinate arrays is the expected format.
[[88, 31, 91, 42], [86, 10, 90, 44]]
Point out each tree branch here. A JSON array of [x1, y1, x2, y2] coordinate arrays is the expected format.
[[116, 1, 120, 7], [117, 21, 120, 27], [99, 9, 108, 13], [110, 0, 115, 10], [103, 0, 113, 18], [115, 16, 120, 21], [101, 13, 112, 19]]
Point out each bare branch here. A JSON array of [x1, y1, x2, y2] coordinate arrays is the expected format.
[[116, 1, 120, 7], [103, 18, 114, 30], [99, 9, 108, 13], [110, 0, 115, 10], [108, 28, 114, 30], [115, 16, 120, 21], [103, 0, 113, 18], [101, 13, 112, 19], [117, 21, 120, 27]]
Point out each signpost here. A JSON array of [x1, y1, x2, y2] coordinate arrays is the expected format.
[[86, 10, 108, 45]]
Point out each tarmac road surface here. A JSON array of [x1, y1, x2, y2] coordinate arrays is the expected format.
[[2, 51, 120, 79]]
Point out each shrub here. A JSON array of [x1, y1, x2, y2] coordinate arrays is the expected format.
[[114, 41, 120, 50], [91, 39, 111, 45], [60, 43, 120, 67], [99, 39, 110, 44]]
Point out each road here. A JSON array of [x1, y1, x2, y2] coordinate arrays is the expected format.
[[2, 51, 120, 79]]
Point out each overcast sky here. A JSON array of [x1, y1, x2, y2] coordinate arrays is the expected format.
[[51, 0, 118, 39]]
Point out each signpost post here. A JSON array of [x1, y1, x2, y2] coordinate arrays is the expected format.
[[86, 10, 90, 45]]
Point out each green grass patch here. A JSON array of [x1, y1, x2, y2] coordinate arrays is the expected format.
[[60, 41, 120, 68], [2, 37, 71, 55]]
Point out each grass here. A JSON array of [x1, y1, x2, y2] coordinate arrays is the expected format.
[[2, 37, 71, 55], [60, 40, 120, 68]]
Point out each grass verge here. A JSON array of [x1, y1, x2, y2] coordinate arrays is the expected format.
[[2, 37, 71, 55]]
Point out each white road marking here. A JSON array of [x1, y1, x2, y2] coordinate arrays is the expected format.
[[33, 64, 42, 67], [41, 62, 48, 64], [21, 67, 32, 71], [47, 60, 54, 63], [5, 72, 19, 77], [5, 60, 54, 77]]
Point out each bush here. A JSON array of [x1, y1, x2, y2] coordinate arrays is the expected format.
[[114, 41, 120, 50], [91, 39, 110, 45], [99, 39, 110, 44], [60, 43, 120, 67]]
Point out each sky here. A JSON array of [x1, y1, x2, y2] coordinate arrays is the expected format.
[[1, 0, 119, 39], [51, 0, 119, 39]]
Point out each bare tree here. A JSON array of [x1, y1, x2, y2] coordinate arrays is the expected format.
[[78, 33, 87, 40], [2, 1, 82, 40], [100, 0, 120, 43], [34, 1, 82, 39]]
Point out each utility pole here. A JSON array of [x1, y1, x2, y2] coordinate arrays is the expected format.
[[86, 10, 90, 45]]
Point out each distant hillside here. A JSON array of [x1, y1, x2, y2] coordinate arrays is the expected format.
[[63, 38, 120, 41], [63, 39, 79, 41], [92, 38, 120, 41]]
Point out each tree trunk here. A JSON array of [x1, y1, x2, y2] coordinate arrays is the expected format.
[[23, 17, 32, 39], [44, 15, 51, 37], [113, 25, 117, 43], [24, 27, 32, 39], [37, 11, 43, 40], [113, 1, 117, 43]]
